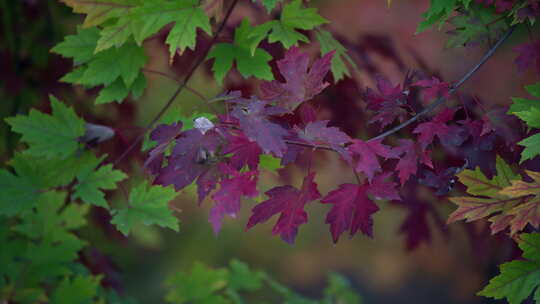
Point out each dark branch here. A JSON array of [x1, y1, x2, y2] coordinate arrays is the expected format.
[[368, 25, 515, 142]]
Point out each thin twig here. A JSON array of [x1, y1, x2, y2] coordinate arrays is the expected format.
[[114, 0, 239, 165], [368, 25, 515, 142]]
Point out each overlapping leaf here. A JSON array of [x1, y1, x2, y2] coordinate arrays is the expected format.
[[347, 139, 399, 182], [315, 30, 357, 82], [508, 82, 540, 162]]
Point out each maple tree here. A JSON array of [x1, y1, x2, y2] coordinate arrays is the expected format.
[[2, 0, 540, 303]]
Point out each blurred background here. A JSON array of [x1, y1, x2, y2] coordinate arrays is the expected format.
[[2, 0, 539, 303]]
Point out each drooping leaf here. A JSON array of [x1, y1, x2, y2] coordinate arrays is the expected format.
[[251, 0, 328, 49], [51, 27, 101, 64], [111, 182, 179, 236], [59, 0, 135, 28], [207, 19, 273, 84], [247, 172, 320, 244], [5, 96, 85, 159], [260, 47, 334, 111], [209, 165, 258, 233], [393, 139, 433, 185], [478, 233, 540, 304], [315, 30, 357, 82]]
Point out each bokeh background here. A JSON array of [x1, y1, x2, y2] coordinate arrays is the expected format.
[[2, 0, 539, 303]]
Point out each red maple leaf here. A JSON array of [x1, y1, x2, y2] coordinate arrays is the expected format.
[[231, 97, 290, 157], [260, 47, 334, 111], [321, 173, 399, 243], [513, 39, 540, 76], [412, 107, 456, 149], [393, 139, 433, 185], [210, 165, 258, 233], [348, 139, 399, 182], [223, 130, 262, 170], [413, 76, 450, 104], [246, 172, 321, 244], [296, 120, 352, 162]]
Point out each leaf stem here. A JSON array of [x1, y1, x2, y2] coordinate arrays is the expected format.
[[368, 25, 515, 142], [114, 0, 240, 165]]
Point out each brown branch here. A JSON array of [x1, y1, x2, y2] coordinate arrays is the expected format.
[[114, 0, 239, 165], [368, 25, 516, 143]]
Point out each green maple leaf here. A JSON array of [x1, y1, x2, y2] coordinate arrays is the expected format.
[[165, 262, 228, 304], [5, 96, 85, 159], [417, 0, 458, 32], [208, 19, 273, 84], [509, 82, 540, 162], [0, 168, 40, 216], [315, 30, 357, 81], [50, 275, 101, 304], [478, 233, 540, 304], [251, 0, 328, 49], [73, 154, 127, 209], [111, 182, 179, 236], [59, 0, 137, 28], [323, 273, 362, 304], [51, 27, 100, 64], [228, 259, 264, 292]]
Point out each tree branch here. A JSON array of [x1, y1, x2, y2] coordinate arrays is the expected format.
[[368, 25, 515, 143], [115, 0, 240, 165]]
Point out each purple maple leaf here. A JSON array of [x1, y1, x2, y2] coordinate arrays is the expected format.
[[246, 172, 321, 244], [348, 139, 399, 182], [260, 47, 334, 111], [210, 165, 258, 234], [413, 76, 450, 104], [223, 130, 262, 170], [393, 139, 433, 185], [296, 120, 352, 162], [362, 76, 409, 129], [514, 40, 540, 76], [154, 129, 221, 191], [145, 122, 183, 174], [231, 97, 290, 157]]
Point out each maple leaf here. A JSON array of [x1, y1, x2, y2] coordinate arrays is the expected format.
[[296, 120, 352, 162], [447, 156, 528, 235], [414, 76, 450, 103], [144, 122, 183, 174], [508, 82, 540, 162], [321, 174, 399, 243], [165, 262, 228, 304], [73, 156, 127, 209], [6, 96, 85, 159], [315, 30, 358, 82], [250, 0, 328, 49], [230, 97, 290, 157], [154, 129, 222, 191], [222, 130, 262, 171], [59, 0, 134, 28], [413, 107, 456, 149], [111, 182, 179, 236], [478, 233, 540, 304], [51, 275, 101, 304], [514, 39, 540, 76], [208, 19, 273, 84], [252, 0, 283, 12], [347, 139, 399, 182], [499, 170, 540, 235], [393, 139, 433, 185], [362, 76, 409, 129], [209, 165, 258, 233], [247, 172, 320, 244], [260, 47, 334, 111]]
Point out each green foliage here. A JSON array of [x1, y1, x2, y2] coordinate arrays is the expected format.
[[509, 82, 540, 162], [5, 96, 85, 159], [251, 0, 328, 49], [315, 30, 357, 81], [253, 0, 284, 12], [111, 181, 180, 236], [208, 19, 273, 85], [50, 275, 101, 304], [165, 260, 361, 304], [478, 233, 540, 304]]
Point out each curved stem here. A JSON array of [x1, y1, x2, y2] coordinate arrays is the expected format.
[[368, 25, 515, 142], [115, 0, 239, 165]]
